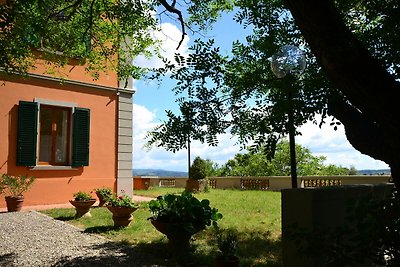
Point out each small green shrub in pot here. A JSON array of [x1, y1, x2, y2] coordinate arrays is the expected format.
[[148, 191, 222, 232], [189, 156, 207, 180], [94, 187, 113, 206], [1, 173, 35, 197], [107, 195, 138, 208], [1, 173, 35, 212], [106, 195, 139, 227], [70, 191, 96, 218], [148, 191, 223, 252], [73, 191, 93, 201], [94, 187, 113, 199], [0, 178, 5, 196], [186, 156, 208, 192]]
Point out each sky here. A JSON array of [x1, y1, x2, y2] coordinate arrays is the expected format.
[[131, 10, 389, 173]]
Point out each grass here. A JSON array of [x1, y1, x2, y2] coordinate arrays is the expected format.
[[41, 188, 282, 266]]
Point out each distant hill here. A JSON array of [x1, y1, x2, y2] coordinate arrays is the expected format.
[[357, 169, 391, 175], [133, 169, 188, 177]]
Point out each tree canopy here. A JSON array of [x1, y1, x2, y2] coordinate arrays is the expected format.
[[208, 140, 355, 177], [2, 1, 399, 186], [145, 0, 400, 186], [0, 0, 231, 79]]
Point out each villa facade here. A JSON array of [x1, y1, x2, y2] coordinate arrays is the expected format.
[[0, 58, 134, 207]]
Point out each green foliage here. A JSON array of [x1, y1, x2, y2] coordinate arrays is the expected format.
[[0, 173, 35, 197], [189, 156, 208, 180], [42, 189, 282, 266], [147, 0, 400, 168], [107, 195, 138, 208], [73, 191, 93, 201], [0, 0, 157, 79], [204, 158, 223, 176], [148, 191, 223, 233], [186, 0, 234, 31], [94, 187, 113, 200], [146, 39, 229, 152], [217, 140, 351, 176], [0, 0, 239, 80]]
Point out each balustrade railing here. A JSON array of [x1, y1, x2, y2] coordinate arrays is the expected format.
[[301, 178, 342, 188], [241, 178, 269, 190], [133, 175, 391, 191]]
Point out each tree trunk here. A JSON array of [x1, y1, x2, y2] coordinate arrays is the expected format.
[[285, 0, 400, 185]]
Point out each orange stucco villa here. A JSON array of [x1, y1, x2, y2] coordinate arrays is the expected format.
[[0, 58, 134, 208]]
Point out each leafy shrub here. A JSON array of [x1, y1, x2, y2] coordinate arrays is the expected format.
[[94, 187, 113, 200], [0, 174, 35, 197], [148, 191, 222, 233], [189, 156, 207, 180], [107, 195, 138, 208], [73, 191, 93, 201]]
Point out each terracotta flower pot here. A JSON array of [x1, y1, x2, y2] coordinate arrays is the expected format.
[[106, 206, 138, 227], [185, 179, 206, 193], [5, 195, 24, 212], [69, 199, 96, 218], [151, 220, 203, 251], [95, 192, 107, 207]]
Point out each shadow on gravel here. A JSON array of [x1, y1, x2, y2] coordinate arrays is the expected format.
[[0, 252, 17, 266], [50, 240, 207, 267]]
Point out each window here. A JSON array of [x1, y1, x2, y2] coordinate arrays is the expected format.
[[38, 105, 70, 165], [16, 101, 90, 167]]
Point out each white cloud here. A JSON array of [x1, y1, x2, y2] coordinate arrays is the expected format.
[[297, 118, 389, 170], [133, 106, 389, 172], [130, 20, 389, 172], [134, 22, 190, 69], [132, 104, 240, 172]]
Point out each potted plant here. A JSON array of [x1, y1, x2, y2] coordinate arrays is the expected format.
[[148, 191, 223, 252], [93, 187, 113, 207], [69, 191, 96, 218], [106, 195, 138, 227], [186, 156, 208, 192], [214, 229, 240, 267], [0, 173, 35, 212]]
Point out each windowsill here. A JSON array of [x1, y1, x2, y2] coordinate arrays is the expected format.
[[29, 166, 80, 171]]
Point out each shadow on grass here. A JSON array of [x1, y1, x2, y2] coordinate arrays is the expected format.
[[50, 228, 281, 267], [84, 225, 118, 234], [53, 215, 75, 221], [51, 239, 211, 267], [51, 231, 281, 267], [238, 231, 282, 267], [202, 228, 282, 267]]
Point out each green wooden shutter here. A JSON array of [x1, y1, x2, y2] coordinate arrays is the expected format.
[[17, 101, 38, 166], [72, 107, 90, 166]]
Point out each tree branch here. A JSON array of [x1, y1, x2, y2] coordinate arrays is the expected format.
[[158, 0, 186, 50], [327, 96, 397, 164], [285, 0, 400, 133], [49, 0, 83, 20]]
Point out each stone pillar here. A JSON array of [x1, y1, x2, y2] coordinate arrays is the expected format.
[[281, 183, 394, 267], [116, 91, 133, 197]]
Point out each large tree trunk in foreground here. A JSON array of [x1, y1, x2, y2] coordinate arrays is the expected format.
[[285, 0, 400, 187]]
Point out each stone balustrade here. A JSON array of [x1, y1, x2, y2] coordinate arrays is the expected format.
[[133, 175, 392, 191]]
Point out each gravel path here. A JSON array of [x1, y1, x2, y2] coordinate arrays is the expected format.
[[0, 211, 160, 267]]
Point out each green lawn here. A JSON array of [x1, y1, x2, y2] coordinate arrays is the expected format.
[[41, 188, 282, 266]]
